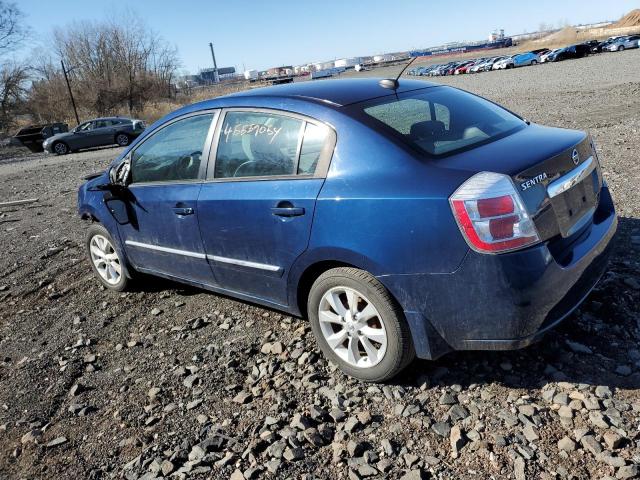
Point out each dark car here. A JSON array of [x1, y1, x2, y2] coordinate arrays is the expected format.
[[582, 40, 600, 52], [551, 44, 591, 61], [77, 78, 616, 382], [14, 123, 68, 153], [43, 116, 146, 155], [592, 36, 623, 53]]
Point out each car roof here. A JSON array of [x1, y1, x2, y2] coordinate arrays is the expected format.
[[87, 116, 131, 122], [222, 78, 439, 107]]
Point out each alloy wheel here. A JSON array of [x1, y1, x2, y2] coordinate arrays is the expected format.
[[116, 134, 129, 146], [318, 286, 387, 368], [89, 234, 122, 285], [54, 143, 68, 154]]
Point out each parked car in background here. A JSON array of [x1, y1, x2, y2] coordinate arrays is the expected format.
[[454, 60, 476, 74], [438, 63, 456, 76], [540, 48, 562, 63], [551, 44, 591, 62], [493, 52, 538, 69], [78, 78, 616, 382], [43, 117, 146, 155], [512, 52, 540, 67], [606, 35, 640, 51], [530, 48, 551, 57], [445, 62, 463, 75], [14, 123, 68, 153], [595, 36, 625, 52], [420, 65, 438, 76], [479, 56, 506, 71], [582, 40, 600, 52], [430, 64, 447, 76], [492, 55, 513, 70], [468, 59, 486, 73]]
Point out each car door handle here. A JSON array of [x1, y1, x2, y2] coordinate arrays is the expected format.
[[173, 207, 194, 216], [271, 204, 305, 217]]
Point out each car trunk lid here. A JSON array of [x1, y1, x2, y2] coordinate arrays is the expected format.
[[439, 124, 602, 242]]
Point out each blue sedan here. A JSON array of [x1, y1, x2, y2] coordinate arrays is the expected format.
[[78, 78, 617, 382]]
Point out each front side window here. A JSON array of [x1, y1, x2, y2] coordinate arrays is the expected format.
[[77, 121, 93, 131], [357, 87, 525, 156], [214, 111, 303, 179], [130, 113, 214, 183]]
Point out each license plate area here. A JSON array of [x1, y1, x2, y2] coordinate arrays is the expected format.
[[549, 174, 598, 237]]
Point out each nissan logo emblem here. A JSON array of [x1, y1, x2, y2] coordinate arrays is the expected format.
[[572, 149, 580, 165]]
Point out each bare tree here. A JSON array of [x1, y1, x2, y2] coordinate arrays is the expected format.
[[0, 1, 26, 56], [538, 22, 551, 33], [0, 1, 28, 131], [42, 13, 180, 118], [0, 60, 28, 129]]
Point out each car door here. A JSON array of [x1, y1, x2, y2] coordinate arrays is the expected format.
[[82, 121, 107, 148], [92, 120, 115, 146], [116, 111, 219, 285], [197, 109, 336, 306], [72, 121, 96, 149]]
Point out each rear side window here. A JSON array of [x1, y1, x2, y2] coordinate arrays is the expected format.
[[131, 114, 213, 183], [358, 87, 525, 156], [298, 123, 329, 174], [214, 111, 303, 179]]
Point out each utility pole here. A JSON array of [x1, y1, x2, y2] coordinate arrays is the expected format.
[[61, 59, 80, 126], [208, 42, 220, 83]]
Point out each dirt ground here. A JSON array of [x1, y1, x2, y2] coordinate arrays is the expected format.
[[0, 50, 639, 480]]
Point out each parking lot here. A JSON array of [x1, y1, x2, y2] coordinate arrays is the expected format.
[[0, 49, 639, 479]]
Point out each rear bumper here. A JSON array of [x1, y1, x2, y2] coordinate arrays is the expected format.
[[379, 185, 617, 359]]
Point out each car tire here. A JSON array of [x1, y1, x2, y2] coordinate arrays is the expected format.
[[307, 267, 415, 382], [531, 60, 537, 65], [618, 46, 624, 51], [86, 224, 131, 292], [53, 142, 69, 155], [115, 133, 130, 147]]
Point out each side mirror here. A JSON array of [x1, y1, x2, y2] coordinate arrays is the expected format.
[[109, 157, 131, 186]]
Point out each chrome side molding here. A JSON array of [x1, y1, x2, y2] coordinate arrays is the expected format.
[[207, 255, 282, 272], [124, 240, 281, 272], [125, 240, 207, 259]]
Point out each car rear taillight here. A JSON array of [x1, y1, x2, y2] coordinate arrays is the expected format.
[[450, 172, 540, 254]]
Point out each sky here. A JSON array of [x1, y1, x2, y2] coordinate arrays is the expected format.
[[17, 0, 638, 73]]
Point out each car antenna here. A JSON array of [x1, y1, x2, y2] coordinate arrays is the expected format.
[[379, 55, 419, 90]]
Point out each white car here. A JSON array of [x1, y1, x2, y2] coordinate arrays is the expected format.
[[540, 49, 561, 63], [492, 56, 513, 70], [468, 60, 487, 73]]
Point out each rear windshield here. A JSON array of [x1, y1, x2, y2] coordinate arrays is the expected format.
[[356, 86, 525, 156]]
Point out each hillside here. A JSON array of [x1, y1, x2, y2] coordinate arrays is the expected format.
[[610, 8, 640, 28]]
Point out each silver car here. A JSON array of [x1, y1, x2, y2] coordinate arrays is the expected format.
[[607, 35, 640, 52], [43, 117, 146, 155]]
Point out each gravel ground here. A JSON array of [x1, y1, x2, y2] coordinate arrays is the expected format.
[[1, 50, 639, 480]]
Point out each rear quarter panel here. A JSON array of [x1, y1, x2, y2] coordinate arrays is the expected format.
[[296, 115, 471, 279]]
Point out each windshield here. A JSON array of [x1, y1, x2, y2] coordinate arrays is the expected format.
[[354, 86, 526, 156]]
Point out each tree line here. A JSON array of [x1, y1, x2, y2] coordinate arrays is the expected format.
[[0, 2, 180, 133]]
